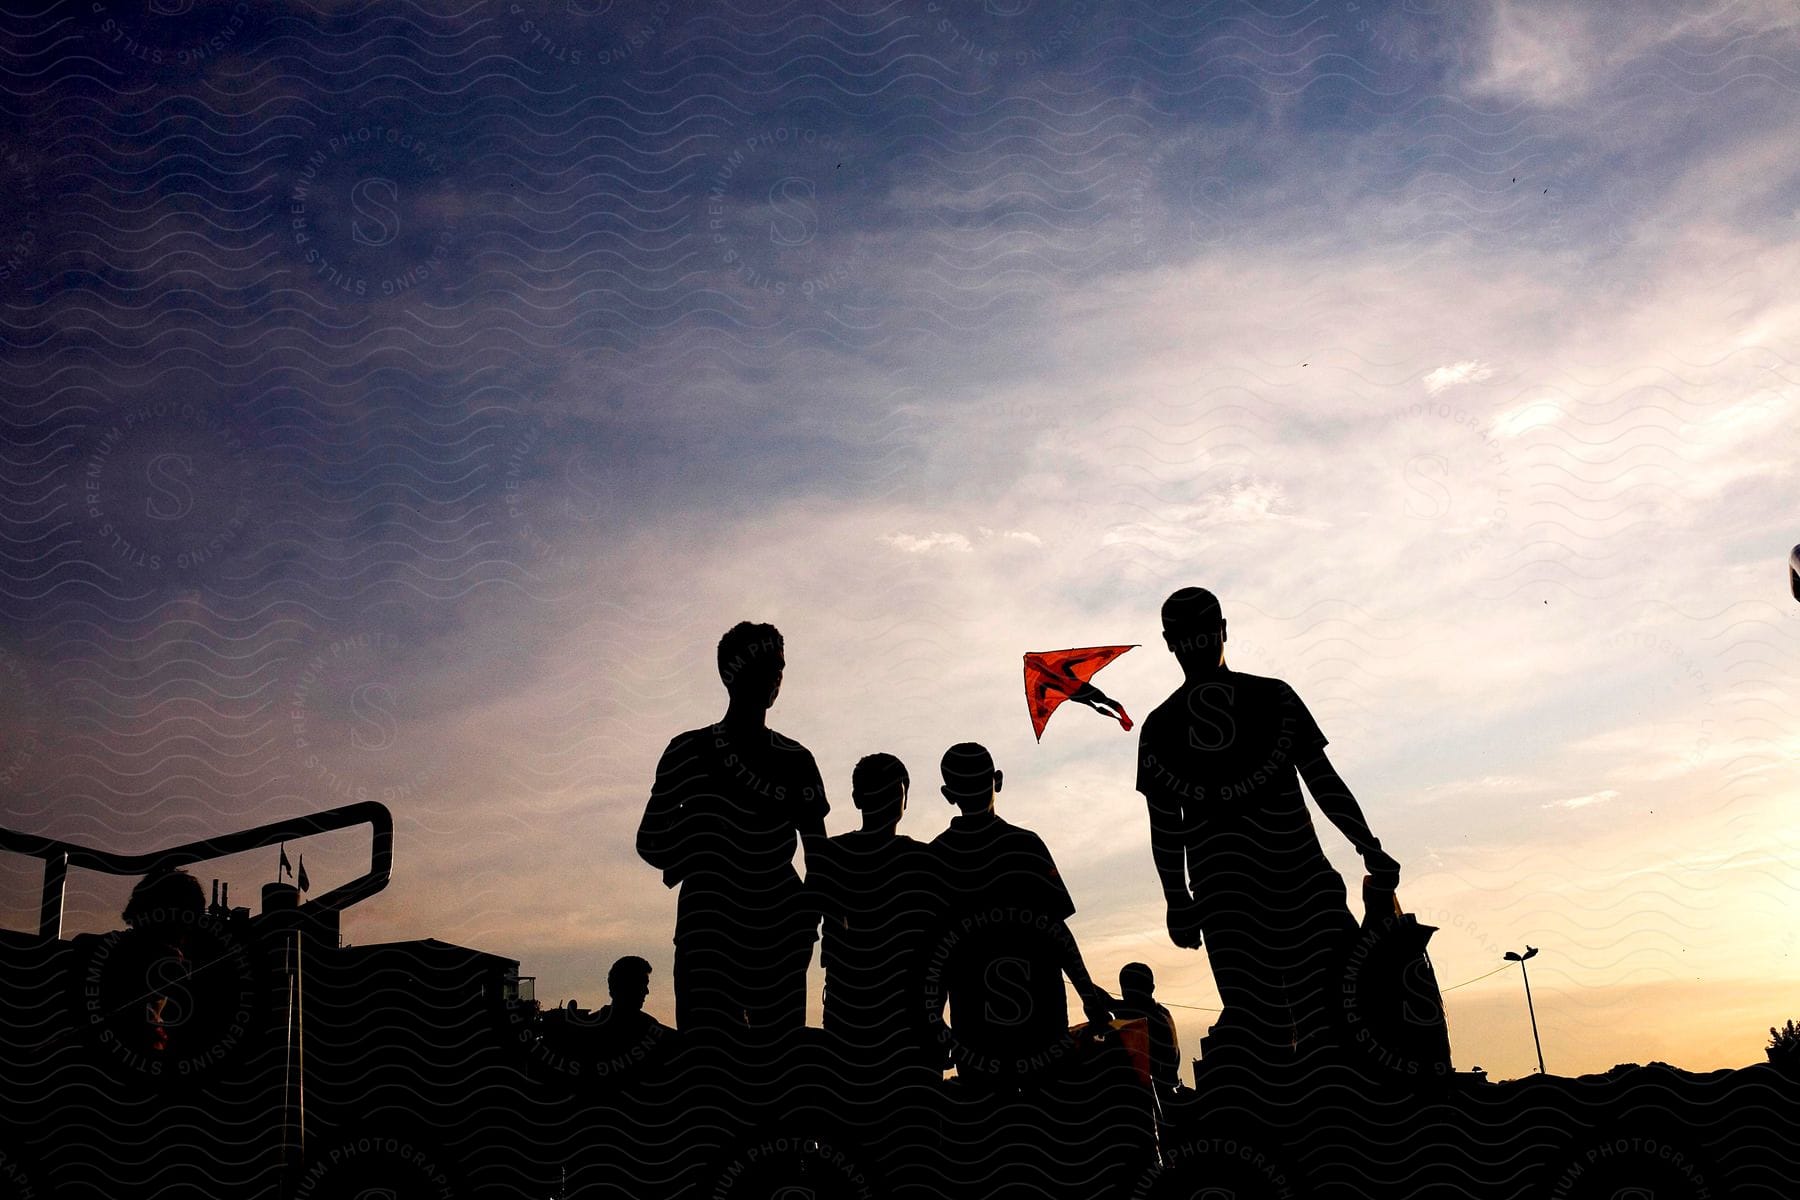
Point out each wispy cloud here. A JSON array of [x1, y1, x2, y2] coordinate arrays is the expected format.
[[1543, 788, 1619, 810], [881, 531, 974, 554], [1423, 360, 1494, 395], [1490, 399, 1561, 438]]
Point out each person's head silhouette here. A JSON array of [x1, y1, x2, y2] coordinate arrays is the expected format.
[[1161, 587, 1226, 676], [120, 867, 206, 934], [1120, 961, 1155, 1005], [852, 752, 909, 831], [607, 955, 653, 1016], [717, 621, 784, 715], [939, 742, 1002, 815]]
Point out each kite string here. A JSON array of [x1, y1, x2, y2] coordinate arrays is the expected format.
[[1438, 962, 1512, 992], [1157, 962, 1517, 1015]]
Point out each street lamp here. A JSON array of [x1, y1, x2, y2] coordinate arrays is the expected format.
[[1503, 946, 1545, 1075]]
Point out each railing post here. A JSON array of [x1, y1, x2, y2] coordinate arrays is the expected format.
[[39, 850, 67, 939]]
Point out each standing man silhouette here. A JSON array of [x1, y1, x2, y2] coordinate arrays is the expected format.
[[1136, 588, 1399, 1066], [637, 621, 828, 1036], [808, 752, 942, 1075], [929, 742, 1114, 1091]]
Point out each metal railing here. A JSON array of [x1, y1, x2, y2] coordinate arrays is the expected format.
[[0, 800, 393, 938]]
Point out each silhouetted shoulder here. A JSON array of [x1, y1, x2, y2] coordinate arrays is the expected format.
[[766, 726, 825, 766], [815, 832, 933, 892], [656, 725, 713, 757], [818, 831, 933, 890], [931, 813, 1073, 921], [1137, 671, 1330, 807], [823, 828, 926, 854], [1006, 823, 1056, 865], [765, 726, 828, 817], [1221, 669, 1302, 702], [1224, 671, 1326, 749], [655, 723, 828, 816], [1140, 672, 1325, 747], [766, 727, 813, 755], [650, 727, 718, 787]]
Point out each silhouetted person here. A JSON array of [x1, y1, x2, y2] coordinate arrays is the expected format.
[[588, 955, 670, 1070], [595, 955, 661, 1031], [1112, 962, 1181, 1095], [637, 622, 828, 1036], [114, 868, 209, 1060], [121, 867, 207, 932], [928, 742, 1113, 1091], [807, 752, 942, 1075], [1136, 588, 1400, 1066]]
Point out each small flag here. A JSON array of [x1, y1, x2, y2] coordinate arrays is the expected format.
[[279, 843, 293, 880], [297, 855, 310, 894]]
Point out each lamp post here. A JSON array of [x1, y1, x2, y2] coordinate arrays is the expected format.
[[1503, 946, 1545, 1075]]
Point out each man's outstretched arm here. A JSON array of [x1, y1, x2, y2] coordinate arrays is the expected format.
[[1297, 751, 1399, 885], [1055, 921, 1119, 1029]]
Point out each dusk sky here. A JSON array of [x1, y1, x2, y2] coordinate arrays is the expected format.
[[1, 0, 1797, 1085]]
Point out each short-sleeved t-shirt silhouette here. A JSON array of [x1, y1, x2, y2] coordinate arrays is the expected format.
[[929, 810, 1077, 1073], [1135, 670, 1344, 932], [1113, 998, 1181, 1091], [585, 1005, 670, 1071], [639, 723, 829, 948], [807, 830, 941, 1053]]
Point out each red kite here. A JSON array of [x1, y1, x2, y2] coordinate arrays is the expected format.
[[1023, 645, 1137, 741]]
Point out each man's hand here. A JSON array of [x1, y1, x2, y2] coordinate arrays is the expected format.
[[1081, 988, 1117, 1033], [1166, 897, 1203, 949], [1363, 845, 1401, 889]]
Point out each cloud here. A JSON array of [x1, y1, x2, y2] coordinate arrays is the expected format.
[[974, 526, 1044, 546], [882, 528, 1044, 554], [881, 531, 973, 554], [1468, 0, 1599, 105], [1423, 360, 1494, 395], [1466, 0, 1800, 107], [1490, 399, 1561, 438], [1543, 788, 1619, 810]]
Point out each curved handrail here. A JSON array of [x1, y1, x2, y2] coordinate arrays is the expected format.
[[0, 801, 393, 938]]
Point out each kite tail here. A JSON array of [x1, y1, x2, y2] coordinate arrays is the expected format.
[[1079, 683, 1132, 732]]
